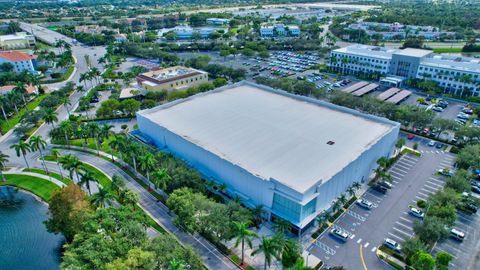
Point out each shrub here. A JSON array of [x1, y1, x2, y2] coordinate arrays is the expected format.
[[417, 200, 427, 209]]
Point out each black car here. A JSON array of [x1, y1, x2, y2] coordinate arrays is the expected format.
[[90, 96, 99, 103], [472, 185, 480, 194], [372, 184, 388, 194], [435, 143, 444, 149]]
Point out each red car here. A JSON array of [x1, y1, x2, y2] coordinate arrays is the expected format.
[[407, 134, 415, 140]]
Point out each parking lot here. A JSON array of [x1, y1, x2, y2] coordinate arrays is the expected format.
[[306, 148, 459, 269]]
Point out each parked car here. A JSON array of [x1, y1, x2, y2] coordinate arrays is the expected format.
[[432, 106, 444, 112], [356, 198, 373, 209], [330, 228, 349, 242], [407, 134, 415, 140], [422, 128, 430, 135], [427, 140, 435, 147], [472, 185, 480, 194], [435, 143, 444, 149], [450, 228, 465, 242], [378, 181, 393, 189], [384, 238, 401, 252], [409, 207, 425, 219], [438, 168, 454, 177], [372, 184, 388, 194]]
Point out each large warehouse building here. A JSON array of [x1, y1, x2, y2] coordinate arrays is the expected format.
[[137, 81, 400, 231]]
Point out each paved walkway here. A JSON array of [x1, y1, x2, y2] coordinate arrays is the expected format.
[[53, 147, 238, 270], [4, 171, 66, 187]]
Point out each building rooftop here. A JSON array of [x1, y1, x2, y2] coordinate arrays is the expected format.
[[333, 44, 396, 60], [0, 51, 36, 61], [392, 48, 432, 58], [138, 81, 398, 193], [138, 66, 206, 86], [421, 54, 480, 73], [0, 32, 32, 42]]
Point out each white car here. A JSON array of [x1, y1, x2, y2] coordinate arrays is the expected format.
[[450, 228, 465, 241], [427, 140, 435, 147], [330, 228, 349, 242], [356, 198, 373, 209], [384, 238, 401, 252], [409, 207, 425, 219]]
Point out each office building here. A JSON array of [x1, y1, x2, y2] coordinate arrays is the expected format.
[[137, 81, 400, 231], [136, 66, 208, 91], [0, 32, 36, 50], [260, 24, 301, 38], [330, 44, 480, 96], [206, 18, 230, 25], [0, 51, 37, 73]]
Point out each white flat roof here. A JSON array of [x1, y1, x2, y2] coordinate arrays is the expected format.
[[138, 82, 397, 193], [393, 48, 432, 58]]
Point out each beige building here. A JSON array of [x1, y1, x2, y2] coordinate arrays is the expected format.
[[0, 32, 36, 50], [136, 66, 208, 91]]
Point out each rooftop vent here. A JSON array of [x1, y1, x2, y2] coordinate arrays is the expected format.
[[327, 141, 335, 145]]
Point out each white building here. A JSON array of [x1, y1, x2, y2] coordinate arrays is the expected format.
[[259, 24, 301, 38], [137, 81, 400, 232], [206, 18, 230, 25], [331, 44, 480, 96], [0, 32, 36, 50], [0, 51, 37, 73]]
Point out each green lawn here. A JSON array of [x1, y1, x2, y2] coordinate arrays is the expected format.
[[433, 47, 463, 53], [23, 168, 72, 185], [68, 137, 115, 155], [41, 66, 75, 84], [0, 94, 48, 134], [0, 174, 61, 201]]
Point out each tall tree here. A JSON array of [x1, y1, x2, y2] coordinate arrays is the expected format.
[[43, 108, 59, 127], [29, 135, 49, 173], [10, 140, 31, 168], [251, 236, 280, 270], [79, 170, 97, 195], [232, 221, 257, 265], [50, 149, 65, 180], [44, 183, 92, 242], [91, 187, 114, 208], [139, 152, 156, 185]]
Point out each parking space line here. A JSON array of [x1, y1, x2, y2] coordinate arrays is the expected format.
[[396, 221, 413, 231], [396, 164, 412, 171], [420, 188, 435, 194], [388, 232, 406, 242], [457, 213, 475, 223], [415, 194, 428, 200], [423, 185, 439, 192], [350, 234, 356, 239], [399, 217, 413, 224], [418, 191, 431, 197], [392, 227, 414, 238], [399, 157, 417, 164], [391, 167, 408, 174], [371, 247, 377, 253], [442, 242, 463, 254], [402, 155, 419, 162], [390, 171, 405, 178], [391, 175, 402, 180], [366, 191, 384, 201], [426, 181, 443, 189], [440, 161, 453, 166], [364, 242, 370, 248], [392, 180, 399, 184], [429, 177, 445, 185]]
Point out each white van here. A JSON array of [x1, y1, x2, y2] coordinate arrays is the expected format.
[[450, 228, 465, 241]]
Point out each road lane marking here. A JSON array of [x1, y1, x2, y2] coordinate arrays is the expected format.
[[371, 247, 377, 253], [357, 238, 362, 244], [364, 242, 370, 248], [359, 244, 368, 270], [350, 234, 356, 239]]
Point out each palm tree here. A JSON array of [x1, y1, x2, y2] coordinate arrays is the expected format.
[[331, 200, 342, 214], [87, 122, 101, 155], [152, 168, 171, 191], [376, 157, 389, 172], [109, 135, 126, 163], [110, 174, 126, 195], [126, 139, 139, 171], [0, 151, 9, 182], [79, 72, 88, 88], [169, 259, 186, 270], [352, 181, 361, 191], [251, 236, 280, 270], [233, 221, 257, 265], [273, 218, 291, 234], [59, 154, 82, 182], [50, 149, 64, 180], [58, 120, 73, 146], [139, 152, 156, 186], [119, 189, 139, 207], [79, 170, 97, 195], [29, 135, 49, 173], [316, 210, 331, 227], [0, 95, 10, 124], [251, 205, 265, 227], [13, 82, 28, 106], [10, 140, 31, 168], [91, 187, 114, 207], [61, 96, 71, 115], [337, 193, 347, 207], [346, 185, 356, 198], [43, 108, 58, 127]]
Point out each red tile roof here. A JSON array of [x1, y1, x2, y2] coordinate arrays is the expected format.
[[0, 84, 37, 94], [0, 51, 37, 62]]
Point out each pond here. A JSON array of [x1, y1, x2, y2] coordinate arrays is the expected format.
[[0, 186, 64, 270]]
